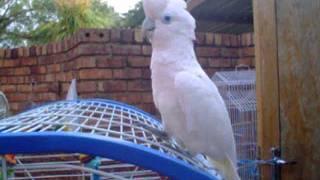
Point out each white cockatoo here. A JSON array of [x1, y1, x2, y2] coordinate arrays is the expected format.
[[142, 0, 240, 179]]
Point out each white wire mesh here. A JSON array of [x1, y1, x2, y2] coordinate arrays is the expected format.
[[0, 99, 219, 180], [212, 70, 259, 180], [0, 92, 9, 120]]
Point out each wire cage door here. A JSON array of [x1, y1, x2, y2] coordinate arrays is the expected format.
[[212, 69, 259, 180]]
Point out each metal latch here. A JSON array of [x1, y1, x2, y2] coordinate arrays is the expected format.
[[260, 147, 297, 180]]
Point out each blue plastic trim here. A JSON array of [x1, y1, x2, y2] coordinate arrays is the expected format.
[[0, 132, 216, 180]]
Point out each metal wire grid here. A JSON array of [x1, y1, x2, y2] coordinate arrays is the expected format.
[[3, 155, 162, 180], [0, 99, 217, 179], [212, 70, 259, 180], [0, 92, 9, 119]]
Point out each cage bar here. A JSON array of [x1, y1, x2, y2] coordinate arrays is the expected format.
[[212, 70, 258, 180]]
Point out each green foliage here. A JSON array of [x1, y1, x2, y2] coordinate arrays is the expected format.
[[0, 0, 121, 48], [122, 1, 145, 28]]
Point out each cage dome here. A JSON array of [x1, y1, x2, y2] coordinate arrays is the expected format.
[[0, 99, 220, 180]]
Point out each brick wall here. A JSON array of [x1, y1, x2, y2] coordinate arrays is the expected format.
[[0, 29, 255, 114]]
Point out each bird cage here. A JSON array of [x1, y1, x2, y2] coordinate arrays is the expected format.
[[0, 92, 9, 119], [0, 99, 221, 180], [212, 70, 259, 180]]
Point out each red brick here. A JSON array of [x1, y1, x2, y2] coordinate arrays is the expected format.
[[98, 80, 127, 92], [96, 56, 126, 68], [17, 84, 32, 92], [7, 76, 24, 84], [109, 93, 128, 102], [75, 57, 96, 69], [23, 47, 30, 57], [128, 80, 151, 91], [0, 77, 7, 84], [221, 48, 239, 58], [21, 58, 37, 66], [47, 64, 61, 73], [141, 93, 153, 103], [39, 93, 57, 101], [34, 84, 49, 93], [0, 85, 16, 93], [122, 29, 134, 43], [127, 69, 142, 79], [214, 34, 222, 46], [127, 92, 142, 104], [14, 67, 30, 75], [10, 102, 29, 112], [221, 34, 231, 47], [230, 35, 240, 47], [196, 47, 221, 57], [134, 29, 143, 43], [127, 45, 141, 55], [44, 74, 55, 82], [8, 93, 29, 102], [78, 81, 97, 93], [48, 82, 60, 93], [77, 43, 111, 56], [208, 58, 233, 68], [240, 47, 255, 57], [62, 61, 75, 71], [0, 68, 14, 76], [3, 60, 19, 67], [237, 58, 254, 66], [128, 56, 150, 67], [0, 49, 4, 58], [205, 33, 214, 45], [5, 49, 11, 58], [111, 29, 121, 42], [112, 69, 127, 79], [30, 66, 46, 74], [79, 69, 112, 80], [113, 45, 141, 55], [113, 69, 141, 79], [17, 48, 24, 57], [128, 80, 143, 91]]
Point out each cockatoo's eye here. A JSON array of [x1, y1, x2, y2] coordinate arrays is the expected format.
[[162, 15, 172, 24]]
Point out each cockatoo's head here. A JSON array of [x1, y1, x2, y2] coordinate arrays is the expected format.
[[142, 0, 196, 46]]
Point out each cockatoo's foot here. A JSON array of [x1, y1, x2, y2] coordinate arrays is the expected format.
[[194, 154, 224, 180]]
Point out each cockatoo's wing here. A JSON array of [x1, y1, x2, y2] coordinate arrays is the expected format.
[[174, 71, 227, 133], [174, 71, 240, 180]]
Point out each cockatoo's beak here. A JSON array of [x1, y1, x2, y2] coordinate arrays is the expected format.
[[142, 17, 155, 42]]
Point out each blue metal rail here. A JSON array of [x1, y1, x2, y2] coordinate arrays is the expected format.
[[0, 132, 215, 180]]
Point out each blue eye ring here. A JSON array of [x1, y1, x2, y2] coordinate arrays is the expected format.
[[163, 15, 172, 24]]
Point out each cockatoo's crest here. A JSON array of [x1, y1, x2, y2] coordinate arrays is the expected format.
[[143, 0, 169, 20], [142, 0, 195, 44]]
